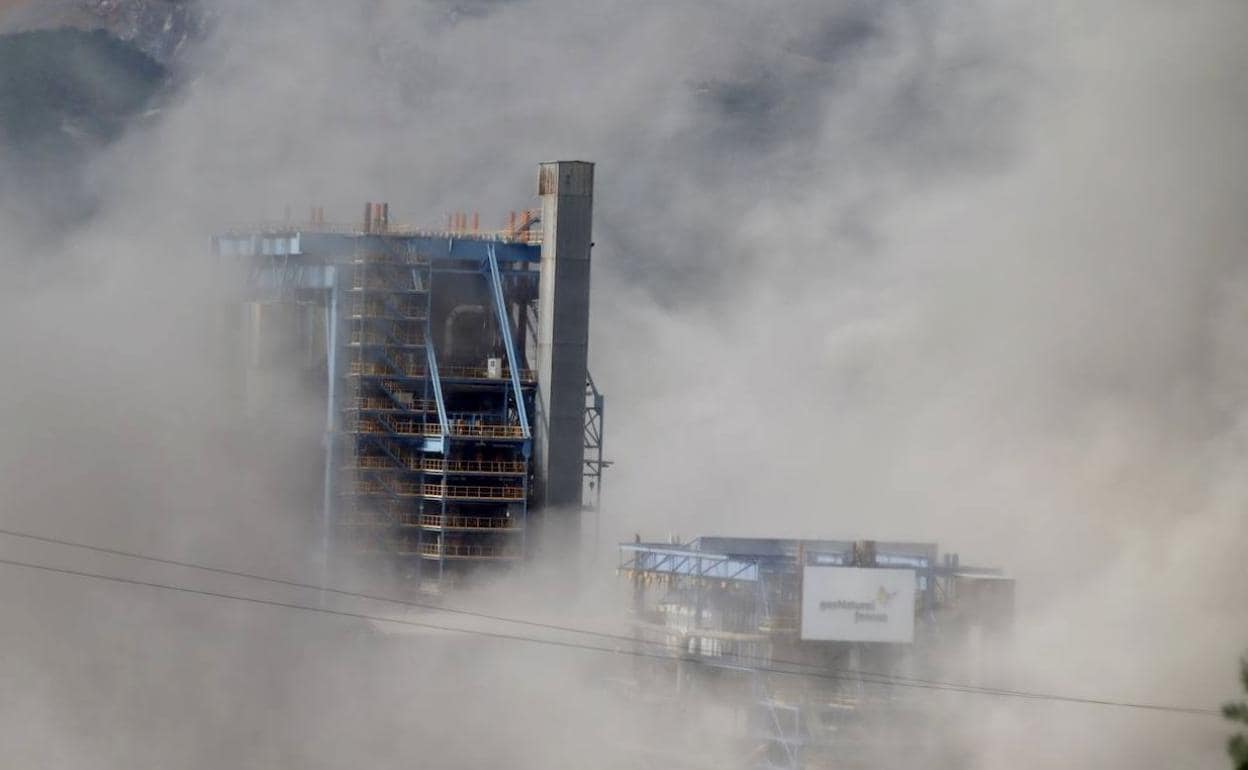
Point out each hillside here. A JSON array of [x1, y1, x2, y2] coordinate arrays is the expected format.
[[0, 0, 199, 66], [0, 27, 167, 233], [0, 27, 166, 148]]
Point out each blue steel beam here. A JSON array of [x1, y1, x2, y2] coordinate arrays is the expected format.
[[484, 244, 531, 441], [239, 263, 533, 293], [304, 233, 539, 264], [215, 231, 540, 264], [619, 544, 760, 583], [425, 340, 450, 442]]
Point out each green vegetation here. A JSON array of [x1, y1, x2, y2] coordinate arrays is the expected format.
[[1228, 655, 1248, 770]]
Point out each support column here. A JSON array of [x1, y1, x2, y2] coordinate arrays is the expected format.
[[534, 161, 594, 549], [320, 268, 339, 596]]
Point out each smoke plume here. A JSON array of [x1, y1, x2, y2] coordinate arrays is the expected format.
[[0, 0, 1244, 767]]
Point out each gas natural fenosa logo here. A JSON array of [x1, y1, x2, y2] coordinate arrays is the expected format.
[[817, 585, 900, 625]]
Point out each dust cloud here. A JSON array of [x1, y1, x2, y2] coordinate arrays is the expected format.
[[0, 0, 1245, 768]]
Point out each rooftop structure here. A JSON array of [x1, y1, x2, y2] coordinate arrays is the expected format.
[[215, 162, 604, 590], [620, 535, 1013, 769]]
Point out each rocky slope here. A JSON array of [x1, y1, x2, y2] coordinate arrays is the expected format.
[[0, 26, 167, 237], [0, 0, 201, 66]]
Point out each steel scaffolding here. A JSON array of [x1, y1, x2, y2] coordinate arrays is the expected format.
[[217, 164, 602, 590]]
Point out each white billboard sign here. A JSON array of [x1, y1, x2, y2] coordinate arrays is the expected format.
[[800, 567, 916, 643]]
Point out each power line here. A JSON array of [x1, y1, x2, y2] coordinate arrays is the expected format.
[[0, 525, 966, 689], [0, 525, 618, 643], [0, 552, 1219, 717], [0, 526, 1219, 713], [0, 525, 1087, 702]]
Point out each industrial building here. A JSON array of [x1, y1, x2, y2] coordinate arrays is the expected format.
[[214, 162, 605, 590], [620, 536, 1013, 769]]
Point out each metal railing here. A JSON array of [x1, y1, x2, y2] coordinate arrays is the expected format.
[[345, 298, 426, 320], [336, 511, 396, 526], [347, 329, 424, 347], [439, 364, 537, 383], [353, 360, 536, 384], [353, 480, 524, 501], [346, 271, 429, 292], [349, 360, 427, 378], [346, 455, 527, 476], [430, 458, 527, 475], [423, 484, 525, 501], [351, 416, 525, 440], [446, 421, 526, 439], [411, 542, 521, 559], [412, 514, 519, 530], [222, 221, 542, 245], [347, 396, 436, 412], [341, 454, 526, 476], [347, 455, 395, 470], [349, 417, 439, 437]]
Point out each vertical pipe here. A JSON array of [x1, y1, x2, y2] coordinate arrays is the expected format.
[[416, 272, 434, 588], [594, 392, 604, 555], [513, 299, 527, 368], [520, 462, 529, 562], [320, 268, 340, 598]]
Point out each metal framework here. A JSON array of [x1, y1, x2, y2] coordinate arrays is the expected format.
[[583, 373, 611, 510], [619, 543, 760, 582], [618, 536, 1010, 770], [216, 210, 606, 589]]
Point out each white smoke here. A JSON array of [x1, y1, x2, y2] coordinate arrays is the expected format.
[[0, 0, 1244, 767]]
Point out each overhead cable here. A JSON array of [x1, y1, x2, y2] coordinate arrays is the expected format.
[[0, 551, 1219, 717]]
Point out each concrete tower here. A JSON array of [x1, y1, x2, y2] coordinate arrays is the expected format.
[[534, 161, 594, 531]]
